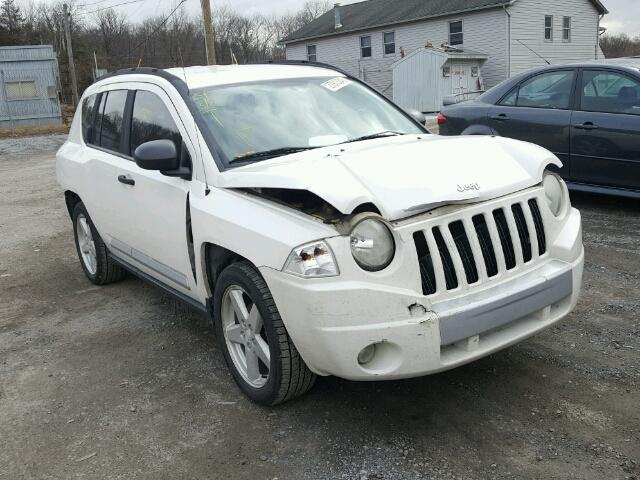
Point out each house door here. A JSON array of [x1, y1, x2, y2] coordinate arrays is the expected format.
[[451, 63, 470, 96]]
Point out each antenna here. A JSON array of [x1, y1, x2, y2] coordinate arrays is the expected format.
[[515, 39, 551, 65]]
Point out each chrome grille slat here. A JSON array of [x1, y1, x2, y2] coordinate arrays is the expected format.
[[412, 193, 548, 297]]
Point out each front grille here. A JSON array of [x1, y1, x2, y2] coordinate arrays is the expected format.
[[414, 196, 548, 296]]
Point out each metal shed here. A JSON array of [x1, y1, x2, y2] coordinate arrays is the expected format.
[[392, 46, 488, 113], [0, 45, 62, 128]]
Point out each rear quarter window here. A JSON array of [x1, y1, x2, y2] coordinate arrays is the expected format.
[[81, 94, 98, 144]]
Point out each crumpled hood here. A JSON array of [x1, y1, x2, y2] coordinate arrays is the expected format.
[[215, 135, 560, 221]]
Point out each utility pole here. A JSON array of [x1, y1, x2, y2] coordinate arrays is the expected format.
[[200, 0, 216, 65], [62, 3, 79, 106]]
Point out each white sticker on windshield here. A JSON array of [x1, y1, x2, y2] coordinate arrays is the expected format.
[[321, 77, 352, 92]]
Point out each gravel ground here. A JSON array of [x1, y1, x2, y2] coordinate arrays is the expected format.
[[0, 136, 638, 480]]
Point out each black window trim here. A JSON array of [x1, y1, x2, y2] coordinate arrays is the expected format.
[[495, 68, 579, 111], [85, 89, 133, 160], [576, 67, 640, 115]]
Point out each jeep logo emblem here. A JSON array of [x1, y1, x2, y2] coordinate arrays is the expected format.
[[457, 183, 480, 192]]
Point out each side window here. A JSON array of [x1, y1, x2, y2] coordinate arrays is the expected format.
[[306, 44, 317, 62], [580, 70, 640, 115], [514, 71, 575, 109], [499, 87, 518, 106], [98, 90, 128, 152], [383, 32, 395, 55], [130, 90, 182, 155], [544, 15, 553, 41], [81, 94, 98, 144], [449, 21, 463, 46], [360, 35, 372, 58]]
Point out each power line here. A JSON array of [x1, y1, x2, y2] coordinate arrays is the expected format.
[[76, 0, 108, 7], [79, 0, 145, 15], [132, 0, 189, 53]]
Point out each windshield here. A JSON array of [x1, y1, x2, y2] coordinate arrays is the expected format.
[[190, 76, 423, 166]]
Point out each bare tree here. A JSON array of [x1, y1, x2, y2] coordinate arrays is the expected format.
[[600, 33, 640, 58]]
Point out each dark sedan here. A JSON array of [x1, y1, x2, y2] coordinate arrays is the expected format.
[[439, 59, 640, 199]]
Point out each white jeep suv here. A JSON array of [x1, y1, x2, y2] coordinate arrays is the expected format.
[[57, 64, 584, 405]]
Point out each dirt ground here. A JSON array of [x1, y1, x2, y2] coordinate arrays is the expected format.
[[0, 136, 638, 480]]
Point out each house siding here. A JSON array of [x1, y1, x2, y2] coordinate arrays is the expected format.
[[508, 0, 602, 76], [286, 8, 508, 98]]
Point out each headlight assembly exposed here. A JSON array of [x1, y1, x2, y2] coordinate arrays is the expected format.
[[350, 218, 395, 271], [543, 171, 566, 217], [283, 241, 339, 278]]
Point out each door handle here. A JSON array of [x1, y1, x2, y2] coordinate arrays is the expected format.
[[118, 175, 135, 186], [490, 114, 510, 121], [573, 122, 598, 130]]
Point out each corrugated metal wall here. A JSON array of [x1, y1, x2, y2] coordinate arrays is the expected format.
[[0, 45, 63, 128]]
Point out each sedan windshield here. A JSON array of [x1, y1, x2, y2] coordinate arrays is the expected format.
[[190, 76, 423, 166]]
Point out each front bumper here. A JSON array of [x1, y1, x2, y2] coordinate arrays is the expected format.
[[260, 204, 584, 381]]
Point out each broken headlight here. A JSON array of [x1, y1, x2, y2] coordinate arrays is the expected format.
[[350, 218, 395, 272], [283, 241, 339, 278]]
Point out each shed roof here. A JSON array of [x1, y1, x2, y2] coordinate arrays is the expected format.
[[281, 0, 608, 44]]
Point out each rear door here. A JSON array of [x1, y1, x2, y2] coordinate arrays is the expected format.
[[488, 69, 577, 178], [570, 68, 640, 190]]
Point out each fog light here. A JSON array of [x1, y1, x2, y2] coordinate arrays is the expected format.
[[357, 344, 376, 365]]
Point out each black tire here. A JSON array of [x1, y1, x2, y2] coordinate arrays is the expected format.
[[214, 261, 316, 405], [72, 202, 126, 285]]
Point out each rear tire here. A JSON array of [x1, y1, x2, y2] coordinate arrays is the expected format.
[[214, 261, 316, 405], [72, 202, 126, 285]]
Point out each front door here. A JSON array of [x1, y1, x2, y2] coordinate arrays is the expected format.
[[570, 68, 640, 190], [112, 84, 198, 295], [488, 69, 576, 178]]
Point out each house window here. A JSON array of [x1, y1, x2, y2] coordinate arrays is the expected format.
[[545, 15, 553, 41], [383, 31, 395, 55], [563, 16, 572, 42], [471, 66, 479, 77], [360, 35, 372, 58], [5, 80, 37, 100], [449, 21, 463, 46], [306, 44, 317, 62]]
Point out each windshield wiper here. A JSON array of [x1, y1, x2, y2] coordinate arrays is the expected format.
[[343, 131, 403, 144], [231, 146, 317, 163]]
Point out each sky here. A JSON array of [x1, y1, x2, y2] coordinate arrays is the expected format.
[[27, 0, 640, 37]]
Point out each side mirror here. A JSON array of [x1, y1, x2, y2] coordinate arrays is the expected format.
[[134, 139, 179, 171], [406, 109, 426, 125]]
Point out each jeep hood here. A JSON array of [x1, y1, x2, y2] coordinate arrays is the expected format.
[[215, 135, 560, 221]]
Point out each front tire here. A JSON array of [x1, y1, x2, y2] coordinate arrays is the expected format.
[[72, 202, 125, 285], [214, 261, 316, 405]]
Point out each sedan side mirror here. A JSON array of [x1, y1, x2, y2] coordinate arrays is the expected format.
[[406, 109, 426, 125], [134, 139, 179, 171]]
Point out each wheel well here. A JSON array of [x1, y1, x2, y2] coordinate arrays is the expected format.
[[204, 243, 250, 297], [64, 191, 82, 218]]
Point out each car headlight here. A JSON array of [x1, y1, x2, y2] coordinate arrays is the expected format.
[[542, 171, 566, 217], [283, 240, 339, 278], [350, 218, 395, 271]]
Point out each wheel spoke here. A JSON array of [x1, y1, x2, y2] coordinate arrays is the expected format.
[[225, 324, 244, 344], [254, 336, 270, 367], [80, 218, 91, 238], [245, 349, 261, 382], [247, 305, 263, 334], [229, 289, 249, 322]]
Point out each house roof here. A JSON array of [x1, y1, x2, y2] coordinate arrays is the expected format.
[[281, 0, 608, 44]]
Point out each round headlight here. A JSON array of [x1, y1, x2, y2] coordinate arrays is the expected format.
[[350, 218, 395, 271], [543, 172, 565, 217]]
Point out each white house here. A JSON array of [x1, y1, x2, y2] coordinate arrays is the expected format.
[[282, 0, 608, 100]]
